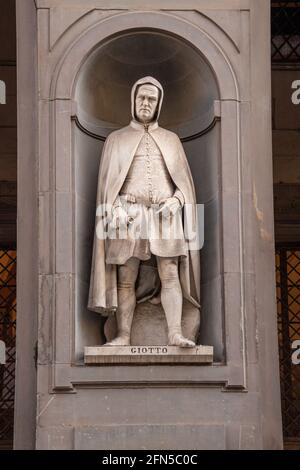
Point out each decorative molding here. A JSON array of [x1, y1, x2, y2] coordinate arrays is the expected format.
[[39, 9, 247, 393], [71, 115, 221, 142], [0, 81, 6, 105], [50, 361, 247, 393], [0, 61, 16, 67], [182, 117, 221, 142]]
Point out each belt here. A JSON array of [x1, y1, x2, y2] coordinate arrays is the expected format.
[[119, 193, 164, 208]]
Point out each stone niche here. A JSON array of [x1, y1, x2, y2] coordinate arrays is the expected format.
[[73, 31, 222, 361]]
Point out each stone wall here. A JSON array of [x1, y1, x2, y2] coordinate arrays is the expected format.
[[0, 0, 16, 246], [15, 0, 283, 450], [272, 69, 300, 243]]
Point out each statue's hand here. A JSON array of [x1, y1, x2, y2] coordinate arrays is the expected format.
[[156, 197, 181, 219], [111, 206, 134, 229]]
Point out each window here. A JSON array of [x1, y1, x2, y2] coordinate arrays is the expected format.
[[0, 81, 5, 105], [276, 247, 300, 447], [0, 250, 16, 450]]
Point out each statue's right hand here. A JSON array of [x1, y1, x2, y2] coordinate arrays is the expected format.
[[111, 206, 129, 230]]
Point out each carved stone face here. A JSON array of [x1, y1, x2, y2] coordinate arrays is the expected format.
[[135, 84, 160, 123]]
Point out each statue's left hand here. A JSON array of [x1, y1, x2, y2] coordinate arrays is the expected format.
[[156, 197, 181, 219]]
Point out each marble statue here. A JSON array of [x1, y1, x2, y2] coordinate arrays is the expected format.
[[88, 76, 201, 348]]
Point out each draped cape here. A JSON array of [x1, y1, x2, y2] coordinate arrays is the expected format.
[[88, 77, 201, 315]]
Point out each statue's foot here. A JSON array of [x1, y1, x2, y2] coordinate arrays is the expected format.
[[169, 333, 195, 348], [149, 294, 161, 305], [104, 336, 130, 346]]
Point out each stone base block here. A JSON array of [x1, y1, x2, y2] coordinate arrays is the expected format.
[[104, 300, 201, 345], [84, 345, 213, 364]]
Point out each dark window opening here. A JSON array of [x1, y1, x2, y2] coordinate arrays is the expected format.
[[0, 249, 16, 450], [0, 0, 17, 450]]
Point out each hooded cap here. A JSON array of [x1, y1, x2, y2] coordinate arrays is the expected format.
[[131, 76, 164, 124]]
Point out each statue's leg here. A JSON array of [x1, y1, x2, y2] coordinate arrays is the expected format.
[[105, 257, 140, 346], [156, 256, 195, 348]]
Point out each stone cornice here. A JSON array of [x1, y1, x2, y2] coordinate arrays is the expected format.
[[35, 0, 251, 11]]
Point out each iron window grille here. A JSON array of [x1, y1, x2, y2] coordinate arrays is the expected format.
[[276, 246, 300, 440]]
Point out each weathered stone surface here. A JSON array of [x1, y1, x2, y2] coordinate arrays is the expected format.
[[84, 344, 214, 364], [14, 0, 284, 450], [74, 424, 225, 450], [104, 300, 201, 346]]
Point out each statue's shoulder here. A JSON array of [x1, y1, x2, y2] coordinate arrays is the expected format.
[[155, 126, 181, 143]]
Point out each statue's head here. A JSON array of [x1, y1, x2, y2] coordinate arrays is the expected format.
[[131, 76, 164, 124]]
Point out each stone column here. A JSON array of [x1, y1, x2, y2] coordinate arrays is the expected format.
[[16, 0, 283, 449]]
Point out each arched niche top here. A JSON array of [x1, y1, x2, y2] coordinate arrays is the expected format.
[[74, 31, 220, 138], [51, 11, 240, 103]]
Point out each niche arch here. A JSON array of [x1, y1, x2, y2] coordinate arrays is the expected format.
[[73, 30, 220, 140], [48, 11, 245, 380]]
